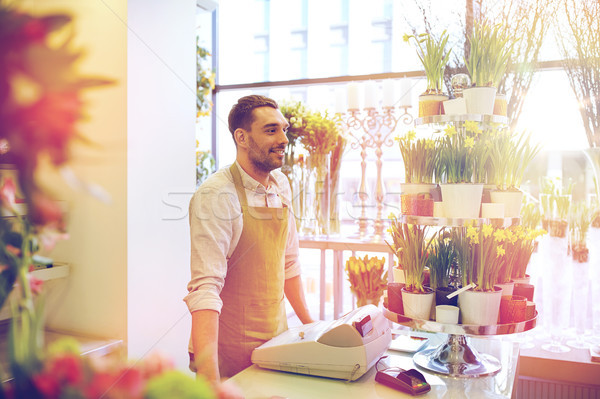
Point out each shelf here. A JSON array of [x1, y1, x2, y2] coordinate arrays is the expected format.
[[415, 114, 509, 126], [382, 305, 537, 337], [31, 263, 70, 281], [399, 215, 520, 228]]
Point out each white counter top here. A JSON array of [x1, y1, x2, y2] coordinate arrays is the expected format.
[[230, 333, 520, 399]]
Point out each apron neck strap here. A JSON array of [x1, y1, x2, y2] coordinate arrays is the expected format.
[[229, 163, 248, 207]]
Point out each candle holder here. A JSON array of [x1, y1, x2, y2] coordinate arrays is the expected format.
[[336, 105, 413, 239]]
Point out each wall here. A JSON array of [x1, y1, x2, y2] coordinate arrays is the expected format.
[[127, 0, 197, 370]]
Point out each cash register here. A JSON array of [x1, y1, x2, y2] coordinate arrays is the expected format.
[[251, 305, 391, 381]]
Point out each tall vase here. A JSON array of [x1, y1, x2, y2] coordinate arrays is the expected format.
[[329, 156, 342, 236], [583, 148, 600, 202], [308, 153, 330, 237]]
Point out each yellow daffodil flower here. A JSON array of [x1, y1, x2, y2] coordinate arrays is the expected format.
[[464, 120, 482, 135], [464, 137, 475, 148], [496, 246, 505, 257], [406, 130, 416, 141], [493, 229, 506, 242], [444, 124, 457, 137], [482, 223, 494, 238]]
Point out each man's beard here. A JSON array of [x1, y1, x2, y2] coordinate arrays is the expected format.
[[247, 135, 284, 173]]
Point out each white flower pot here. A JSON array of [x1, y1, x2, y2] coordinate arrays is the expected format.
[[442, 97, 467, 115], [458, 286, 503, 325], [494, 281, 515, 297], [440, 183, 483, 219], [463, 86, 497, 115], [401, 287, 435, 320], [490, 189, 523, 218]]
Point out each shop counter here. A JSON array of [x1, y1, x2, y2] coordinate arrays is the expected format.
[[230, 332, 520, 398]]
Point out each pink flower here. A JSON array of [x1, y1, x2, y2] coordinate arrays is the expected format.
[[21, 19, 47, 42], [85, 371, 118, 398], [140, 351, 175, 379], [32, 372, 61, 398], [0, 177, 16, 209], [29, 275, 43, 296], [48, 353, 84, 386], [114, 367, 144, 398]]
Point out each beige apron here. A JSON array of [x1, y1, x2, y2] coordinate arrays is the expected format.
[[217, 164, 289, 377]]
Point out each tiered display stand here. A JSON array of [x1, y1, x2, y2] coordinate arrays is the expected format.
[[383, 305, 537, 378], [389, 113, 536, 378]]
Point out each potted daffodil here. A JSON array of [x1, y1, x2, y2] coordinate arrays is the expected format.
[[404, 30, 451, 117], [387, 214, 438, 320], [396, 130, 439, 216], [463, 21, 513, 115]]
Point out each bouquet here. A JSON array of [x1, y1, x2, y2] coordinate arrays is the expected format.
[[345, 255, 387, 307]]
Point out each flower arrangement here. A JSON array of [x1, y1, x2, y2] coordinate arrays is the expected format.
[[345, 255, 387, 307], [25, 338, 215, 399], [278, 100, 309, 177], [465, 21, 513, 88], [299, 110, 340, 155], [196, 40, 215, 119], [396, 130, 438, 184], [387, 214, 438, 293], [404, 31, 451, 94], [466, 223, 505, 291]]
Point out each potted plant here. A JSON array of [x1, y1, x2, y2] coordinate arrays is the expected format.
[[463, 22, 513, 115], [511, 227, 546, 284], [570, 202, 592, 263], [396, 130, 439, 216], [427, 231, 458, 307], [345, 255, 388, 307], [438, 122, 487, 218], [545, 178, 574, 238], [489, 130, 541, 217], [387, 215, 438, 320], [458, 223, 505, 325], [404, 31, 451, 117]]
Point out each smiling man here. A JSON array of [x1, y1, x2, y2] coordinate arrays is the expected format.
[[185, 95, 314, 392]]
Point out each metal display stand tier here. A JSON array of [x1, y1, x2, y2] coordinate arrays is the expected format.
[[415, 114, 509, 126], [398, 215, 520, 228], [383, 306, 537, 378]]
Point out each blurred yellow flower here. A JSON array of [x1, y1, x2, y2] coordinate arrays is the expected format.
[[444, 124, 457, 137]]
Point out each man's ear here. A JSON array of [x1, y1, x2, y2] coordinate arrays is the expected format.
[[234, 128, 246, 147]]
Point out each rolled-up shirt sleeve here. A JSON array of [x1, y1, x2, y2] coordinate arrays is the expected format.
[[184, 179, 241, 314]]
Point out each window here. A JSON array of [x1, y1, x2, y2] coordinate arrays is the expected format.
[[206, 1, 600, 358]]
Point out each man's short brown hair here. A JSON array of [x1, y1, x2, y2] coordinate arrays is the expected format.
[[227, 95, 279, 138]]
